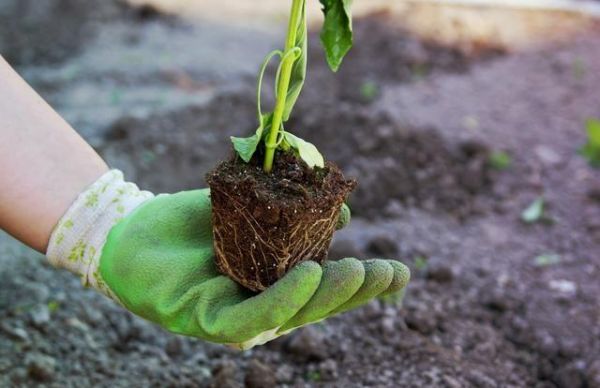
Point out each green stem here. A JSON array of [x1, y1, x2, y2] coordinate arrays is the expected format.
[[263, 0, 304, 173]]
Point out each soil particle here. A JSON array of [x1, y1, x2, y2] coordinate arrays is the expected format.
[[587, 360, 600, 388], [211, 360, 241, 388], [244, 359, 277, 388], [318, 359, 340, 381], [553, 361, 587, 388], [466, 370, 497, 388], [275, 364, 295, 384], [426, 262, 454, 283], [285, 326, 329, 362], [587, 185, 600, 203], [165, 337, 184, 358], [366, 235, 399, 257], [29, 304, 50, 329], [404, 309, 439, 336], [25, 353, 56, 382], [0, 323, 29, 342]]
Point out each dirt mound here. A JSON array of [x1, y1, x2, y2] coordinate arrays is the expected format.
[[0, 0, 171, 66], [291, 107, 493, 219], [304, 12, 505, 104]]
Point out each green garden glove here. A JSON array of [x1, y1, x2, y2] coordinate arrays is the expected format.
[[46, 170, 410, 349]]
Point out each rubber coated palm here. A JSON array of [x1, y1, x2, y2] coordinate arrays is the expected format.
[[99, 190, 409, 349]]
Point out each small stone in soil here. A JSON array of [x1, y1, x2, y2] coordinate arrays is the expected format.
[[318, 359, 339, 381], [1, 324, 29, 342], [286, 326, 328, 361], [587, 360, 600, 387], [587, 185, 600, 203], [25, 353, 56, 382], [366, 235, 398, 257], [426, 262, 454, 283], [275, 365, 295, 384], [29, 304, 50, 328], [165, 337, 183, 358], [405, 310, 437, 335], [244, 360, 276, 388], [211, 360, 240, 388]]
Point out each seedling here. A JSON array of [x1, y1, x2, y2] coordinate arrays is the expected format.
[[47, 301, 60, 313], [413, 256, 428, 271], [360, 80, 379, 102], [580, 118, 600, 168], [521, 197, 545, 224], [231, 0, 354, 173], [206, 0, 357, 291], [534, 253, 561, 267], [488, 151, 512, 170]]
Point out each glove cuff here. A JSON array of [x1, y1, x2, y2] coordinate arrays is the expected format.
[[46, 170, 154, 298]]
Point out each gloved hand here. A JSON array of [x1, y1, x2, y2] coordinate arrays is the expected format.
[[47, 170, 410, 349]]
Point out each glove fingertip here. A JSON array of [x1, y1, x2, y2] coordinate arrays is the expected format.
[[380, 260, 410, 297], [270, 261, 322, 297], [335, 203, 351, 230]]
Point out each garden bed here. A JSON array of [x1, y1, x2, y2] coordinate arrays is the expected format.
[[1, 1, 600, 386]]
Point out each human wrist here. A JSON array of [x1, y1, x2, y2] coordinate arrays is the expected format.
[[45, 170, 154, 298]]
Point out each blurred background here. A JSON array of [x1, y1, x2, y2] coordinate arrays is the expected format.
[[1, 0, 600, 386]]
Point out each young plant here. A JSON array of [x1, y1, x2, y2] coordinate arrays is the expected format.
[[207, 0, 357, 292], [580, 118, 600, 168], [231, 0, 354, 172]]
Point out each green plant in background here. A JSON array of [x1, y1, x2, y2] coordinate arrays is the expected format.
[[230, 0, 354, 173], [521, 197, 545, 224], [580, 118, 600, 168], [306, 371, 322, 382], [534, 253, 561, 267], [488, 150, 512, 170], [47, 301, 60, 313], [360, 80, 379, 102], [572, 58, 586, 81], [413, 255, 428, 271]]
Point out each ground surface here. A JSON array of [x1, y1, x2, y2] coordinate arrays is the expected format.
[[1, 1, 600, 387]]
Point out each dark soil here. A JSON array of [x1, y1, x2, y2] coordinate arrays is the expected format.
[[0, 0, 171, 67], [304, 10, 506, 105], [2, 3, 600, 388], [206, 152, 355, 291]]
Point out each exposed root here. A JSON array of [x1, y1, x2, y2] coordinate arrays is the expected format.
[[206, 152, 355, 292]]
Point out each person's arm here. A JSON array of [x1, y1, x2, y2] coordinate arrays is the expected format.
[[0, 55, 108, 252]]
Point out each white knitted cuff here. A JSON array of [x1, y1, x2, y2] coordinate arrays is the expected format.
[[46, 170, 154, 299]]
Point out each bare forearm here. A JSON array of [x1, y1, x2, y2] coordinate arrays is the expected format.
[[0, 56, 108, 252]]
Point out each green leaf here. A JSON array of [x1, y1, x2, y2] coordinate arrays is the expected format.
[[521, 197, 545, 224], [580, 118, 600, 168], [283, 2, 307, 121], [231, 134, 261, 163], [319, 0, 354, 72], [231, 113, 273, 163], [283, 132, 324, 168]]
